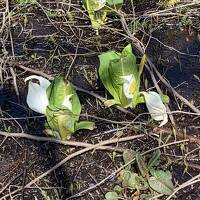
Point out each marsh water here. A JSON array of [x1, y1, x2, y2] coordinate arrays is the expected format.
[[149, 29, 200, 103]]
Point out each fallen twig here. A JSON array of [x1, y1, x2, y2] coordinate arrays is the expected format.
[[148, 59, 200, 114], [118, 14, 200, 115], [65, 31, 83, 80], [0, 130, 130, 152], [119, 14, 177, 127], [151, 173, 200, 200], [0, 134, 145, 199], [166, 173, 200, 200], [169, 157, 200, 171], [66, 139, 189, 199]]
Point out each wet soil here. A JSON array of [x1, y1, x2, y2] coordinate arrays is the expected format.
[[0, 0, 200, 199], [147, 28, 200, 133]]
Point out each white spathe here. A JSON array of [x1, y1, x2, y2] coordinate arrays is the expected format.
[[121, 74, 136, 99], [62, 94, 73, 111], [96, 0, 106, 4], [141, 91, 168, 127], [95, 0, 106, 11], [25, 75, 51, 114]]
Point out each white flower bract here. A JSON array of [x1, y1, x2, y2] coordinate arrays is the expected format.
[[62, 94, 73, 111], [141, 91, 168, 127], [25, 75, 51, 114], [94, 0, 106, 11], [121, 74, 136, 100], [96, 0, 106, 4]]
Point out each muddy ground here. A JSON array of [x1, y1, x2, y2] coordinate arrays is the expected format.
[[0, 1, 200, 200]]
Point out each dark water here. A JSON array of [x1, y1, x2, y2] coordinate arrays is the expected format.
[[148, 29, 200, 101]]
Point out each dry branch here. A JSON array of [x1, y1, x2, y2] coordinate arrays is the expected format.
[[0, 133, 145, 199], [66, 139, 189, 199], [0, 130, 129, 152]]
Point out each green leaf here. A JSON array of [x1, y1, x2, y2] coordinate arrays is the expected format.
[[120, 170, 147, 190], [113, 185, 123, 194], [47, 77, 81, 119], [75, 121, 95, 131], [82, 0, 107, 30], [106, 0, 123, 10], [105, 191, 118, 200], [99, 50, 121, 102], [82, 0, 123, 30], [46, 107, 95, 140], [147, 150, 161, 169], [121, 43, 134, 56], [47, 76, 68, 107], [109, 48, 138, 107], [119, 170, 138, 189], [150, 170, 173, 186], [46, 106, 77, 140], [45, 76, 95, 140], [139, 193, 154, 200], [68, 83, 82, 118], [99, 44, 142, 108], [104, 99, 120, 107], [83, 0, 106, 11], [136, 154, 149, 178], [130, 54, 146, 108], [123, 149, 135, 170], [57, 112, 76, 140], [148, 170, 174, 195], [45, 105, 59, 131]]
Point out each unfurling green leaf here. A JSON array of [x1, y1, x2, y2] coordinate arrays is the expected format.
[[75, 121, 95, 131], [46, 106, 77, 140], [47, 76, 81, 117], [82, 0, 107, 31], [113, 185, 123, 194], [136, 154, 149, 178], [147, 149, 161, 169], [105, 191, 118, 200], [123, 149, 136, 170], [99, 50, 120, 103], [119, 170, 147, 190], [148, 170, 174, 195], [119, 170, 138, 189], [45, 77, 95, 140], [82, 0, 123, 31], [99, 44, 145, 108], [107, 0, 123, 9]]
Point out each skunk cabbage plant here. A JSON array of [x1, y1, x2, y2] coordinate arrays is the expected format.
[[25, 76, 95, 140], [99, 44, 145, 108], [99, 44, 169, 127], [82, 0, 123, 31]]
